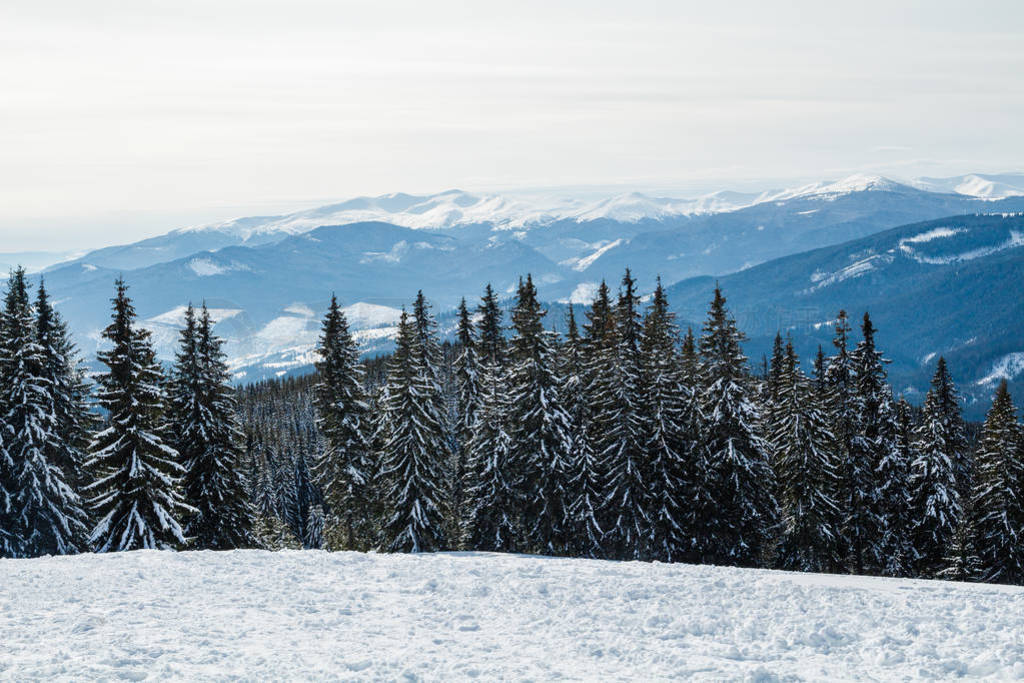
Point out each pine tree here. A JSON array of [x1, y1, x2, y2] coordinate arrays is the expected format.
[[0, 269, 88, 557], [312, 295, 373, 549], [876, 398, 917, 576], [640, 279, 688, 562], [972, 381, 1024, 583], [939, 503, 981, 582], [35, 280, 93, 503], [476, 283, 507, 367], [771, 341, 841, 572], [172, 304, 255, 550], [847, 313, 891, 574], [695, 286, 777, 566], [910, 357, 970, 576], [86, 278, 187, 552], [377, 298, 450, 552], [823, 310, 861, 572], [305, 504, 326, 549], [561, 304, 604, 557], [676, 327, 708, 563], [451, 298, 480, 547], [506, 275, 572, 555], [589, 270, 650, 559], [463, 358, 519, 551]]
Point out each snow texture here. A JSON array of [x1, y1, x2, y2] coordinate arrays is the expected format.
[[2, 550, 1023, 680]]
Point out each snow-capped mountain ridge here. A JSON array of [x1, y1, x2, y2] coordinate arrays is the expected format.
[[166, 172, 1024, 248]]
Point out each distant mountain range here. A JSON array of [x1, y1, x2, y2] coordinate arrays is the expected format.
[[665, 213, 1024, 418], [25, 172, 1024, 412]]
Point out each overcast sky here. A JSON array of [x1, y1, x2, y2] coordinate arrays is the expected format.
[[2, 0, 1022, 251]]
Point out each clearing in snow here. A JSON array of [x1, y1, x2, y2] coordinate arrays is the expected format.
[[1, 550, 1023, 680]]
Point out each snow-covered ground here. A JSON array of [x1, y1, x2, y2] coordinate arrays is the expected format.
[[1, 550, 1022, 680]]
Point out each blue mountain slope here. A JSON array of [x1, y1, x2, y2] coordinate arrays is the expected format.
[[664, 213, 1024, 417]]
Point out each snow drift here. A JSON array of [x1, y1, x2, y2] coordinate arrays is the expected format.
[[1, 550, 1022, 680]]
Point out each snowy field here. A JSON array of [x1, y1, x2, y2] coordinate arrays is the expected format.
[[2, 551, 1023, 680]]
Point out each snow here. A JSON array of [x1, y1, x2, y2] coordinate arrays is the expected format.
[[571, 238, 623, 272], [899, 230, 1024, 265], [976, 351, 1024, 386], [899, 227, 966, 245], [342, 302, 402, 328], [187, 258, 250, 277], [806, 253, 894, 291], [562, 281, 600, 305], [147, 306, 243, 327], [1, 551, 1023, 680], [910, 173, 1024, 200]]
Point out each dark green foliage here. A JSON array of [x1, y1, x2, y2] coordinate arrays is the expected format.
[[86, 279, 187, 552]]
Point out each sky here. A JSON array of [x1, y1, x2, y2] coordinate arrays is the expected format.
[[1, 0, 1023, 251]]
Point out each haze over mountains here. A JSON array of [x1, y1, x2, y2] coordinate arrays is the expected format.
[[20, 171, 1024, 415]]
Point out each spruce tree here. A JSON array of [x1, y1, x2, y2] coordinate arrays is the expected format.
[[451, 298, 480, 546], [1, 268, 88, 557], [377, 299, 450, 552], [676, 327, 708, 563], [506, 275, 572, 555], [909, 357, 969, 576], [823, 310, 861, 572], [640, 279, 688, 562], [463, 358, 519, 551], [972, 381, 1024, 583], [561, 304, 604, 557], [312, 294, 373, 549], [590, 270, 650, 559], [695, 286, 777, 566], [771, 341, 841, 572], [86, 278, 187, 552], [476, 283, 507, 367], [36, 280, 93, 502], [876, 397, 917, 576], [172, 304, 255, 550], [847, 313, 891, 574]]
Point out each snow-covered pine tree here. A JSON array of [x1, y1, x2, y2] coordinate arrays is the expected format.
[[0, 268, 88, 557], [972, 380, 1024, 584], [505, 275, 572, 555], [377, 298, 450, 552], [771, 340, 841, 572], [450, 298, 480, 547], [822, 310, 861, 572], [86, 278, 187, 552], [35, 280, 93, 503], [847, 312, 891, 574], [172, 304, 255, 550], [560, 304, 604, 558], [812, 345, 827, 396], [640, 278, 688, 563], [312, 294, 373, 550], [676, 326, 709, 563], [463, 357, 519, 551], [763, 332, 786, 406], [875, 397, 917, 576], [305, 504, 325, 549], [695, 286, 777, 566], [476, 283, 507, 367], [590, 270, 650, 560], [909, 357, 970, 576], [939, 502, 981, 582]]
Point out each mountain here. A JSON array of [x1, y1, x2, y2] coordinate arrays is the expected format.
[[664, 213, 1024, 418], [909, 173, 1024, 199], [42, 221, 565, 381], [37, 174, 1024, 386]]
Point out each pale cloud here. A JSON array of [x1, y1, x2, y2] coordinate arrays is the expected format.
[[1, 0, 1023, 250]]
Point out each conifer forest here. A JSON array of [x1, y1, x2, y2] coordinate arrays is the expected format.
[[2, 265, 1023, 587]]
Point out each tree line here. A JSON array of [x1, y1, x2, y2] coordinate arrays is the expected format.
[[1, 266, 1022, 587]]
